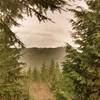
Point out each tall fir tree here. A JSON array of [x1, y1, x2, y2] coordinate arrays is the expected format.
[[33, 67, 40, 81], [63, 0, 100, 100], [41, 62, 49, 82], [0, 21, 27, 99], [50, 63, 67, 100]]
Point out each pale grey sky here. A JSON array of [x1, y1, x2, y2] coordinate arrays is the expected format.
[[12, 0, 87, 48]]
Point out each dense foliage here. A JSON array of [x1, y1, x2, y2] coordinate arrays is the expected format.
[[0, 18, 27, 99], [0, 0, 66, 24], [63, 0, 100, 99]]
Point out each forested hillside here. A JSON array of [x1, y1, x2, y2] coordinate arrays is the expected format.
[[20, 47, 66, 68]]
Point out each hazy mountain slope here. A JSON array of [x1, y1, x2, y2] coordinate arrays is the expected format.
[[20, 47, 66, 68]]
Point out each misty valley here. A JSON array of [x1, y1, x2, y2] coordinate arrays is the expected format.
[[20, 47, 66, 68]]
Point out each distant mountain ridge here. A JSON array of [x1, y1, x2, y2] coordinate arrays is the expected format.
[[20, 47, 66, 68]]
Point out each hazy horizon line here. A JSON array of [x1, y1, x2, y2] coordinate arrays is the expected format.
[[25, 46, 66, 49]]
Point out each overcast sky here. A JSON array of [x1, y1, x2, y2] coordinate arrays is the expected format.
[[12, 0, 87, 48]]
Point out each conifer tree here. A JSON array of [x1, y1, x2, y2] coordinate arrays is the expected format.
[[63, 0, 100, 99], [51, 63, 67, 100], [41, 62, 49, 82], [49, 60, 56, 82], [33, 67, 40, 81], [27, 67, 33, 81], [50, 62, 60, 90], [0, 21, 27, 99]]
